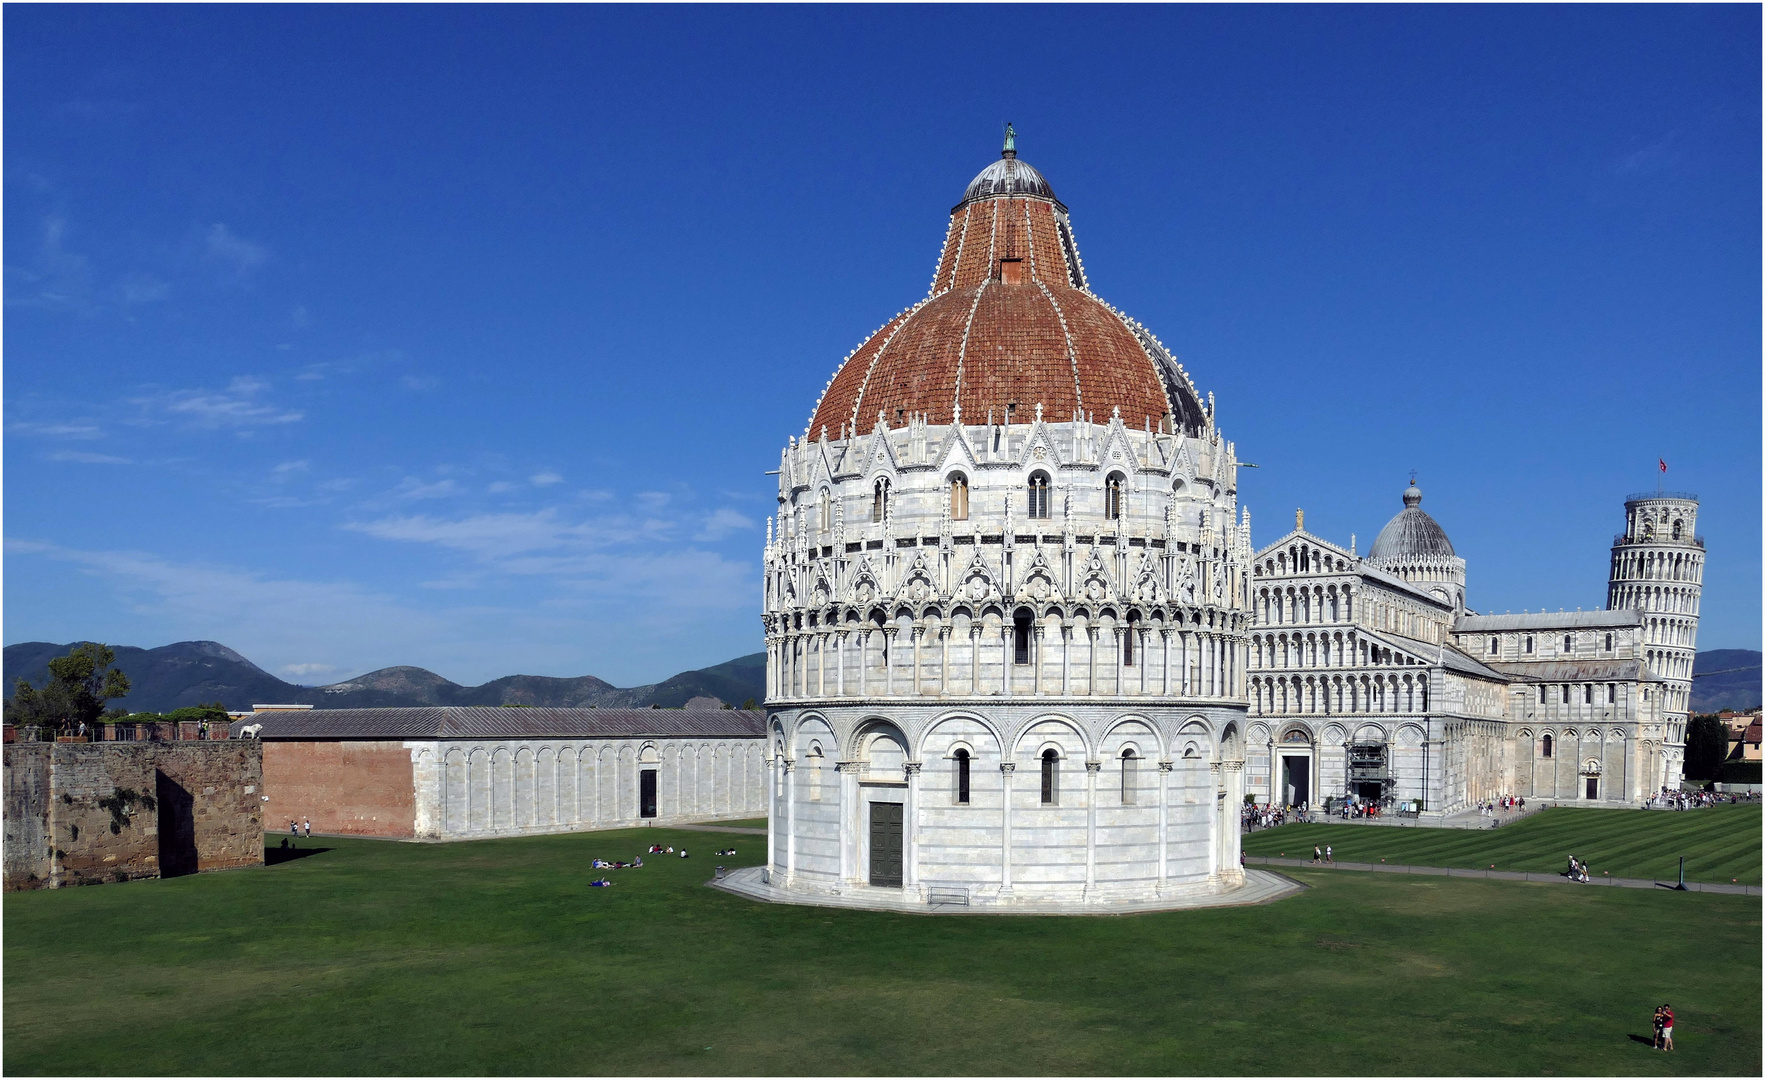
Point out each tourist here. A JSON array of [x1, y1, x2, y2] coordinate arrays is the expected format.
[[1652, 1005, 1665, 1049], [302, 817, 312, 838], [679, 849, 689, 858], [290, 819, 299, 836], [1660, 1004, 1674, 1050], [1312, 845, 1322, 864], [1325, 844, 1334, 864]]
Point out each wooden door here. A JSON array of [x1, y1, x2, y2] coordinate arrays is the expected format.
[[868, 801, 904, 887]]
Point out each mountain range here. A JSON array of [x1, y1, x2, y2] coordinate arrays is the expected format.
[[5, 640, 1757, 716], [2, 640, 766, 714]]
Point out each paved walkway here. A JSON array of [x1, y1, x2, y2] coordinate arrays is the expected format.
[[1244, 855, 1760, 895], [712, 865, 1305, 916], [667, 822, 767, 835]]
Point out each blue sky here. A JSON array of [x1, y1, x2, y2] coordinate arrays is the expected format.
[[5, 5, 1758, 687]]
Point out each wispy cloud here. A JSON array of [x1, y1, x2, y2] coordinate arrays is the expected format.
[[342, 505, 750, 611], [6, 215, 95, 312], [529, 471, 564, 487], [204, 223, 268, 275], [46, 450, 131, 465], [392, 477, 461, 501], [696, 507, 756, 541], [9, 420, 104, 439], [134, 376, 303, 429], [279, 662, 336, 680]]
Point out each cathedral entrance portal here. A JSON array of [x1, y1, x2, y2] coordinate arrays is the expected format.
[[1354, 781, 1384, 802], [1280, 756, 1310, 807], [868, 802, 904, 887]]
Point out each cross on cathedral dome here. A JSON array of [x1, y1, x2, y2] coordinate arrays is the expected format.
[[807, 137, 1210, 441]]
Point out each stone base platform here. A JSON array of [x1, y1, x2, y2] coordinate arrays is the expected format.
[[710, 866, 1304, 916]]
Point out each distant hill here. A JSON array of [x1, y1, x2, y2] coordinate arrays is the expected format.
[[1692, 649, 1762, 713], [3, 640, 767, 714]]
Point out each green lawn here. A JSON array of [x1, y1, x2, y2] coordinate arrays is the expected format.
[[5, 826, 1758, 1076], [1243, 803, 1762, 885]]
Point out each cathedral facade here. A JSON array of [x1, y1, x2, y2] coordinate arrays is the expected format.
[[1244, 487, 1698, 814], [759, 139, 1256, 908]]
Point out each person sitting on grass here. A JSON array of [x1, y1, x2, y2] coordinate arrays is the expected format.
[[679, 849, 689, 858]]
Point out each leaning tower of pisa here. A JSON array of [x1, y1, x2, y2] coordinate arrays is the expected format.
[[1608, 491, 1703, 727]]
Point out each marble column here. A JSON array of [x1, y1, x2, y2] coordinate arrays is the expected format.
[[1085, 759, 1102, 894], [1001, 622, 1013, 699], [904, 761, 922, 896], [999, 762, 1016, 897], [836, 631, 847, 697], [912, 626, 924, 696], [885, 629, 897, 697], [784, 756, 797, 884], [1156, 760, 1173, 893]]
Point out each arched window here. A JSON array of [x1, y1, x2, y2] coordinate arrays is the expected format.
[[1027, 471, 1051, 519], [1123, 625, 1136, 667], [953, 748, 971, 805], [1488, 636, 1498, 654], [1538, 686, 1547, 704], [1121, 748, 1137, 804], [818, 489, 831, 534], [1583, 684, 1593, 705], [1542, 734, 1554, 759], [1524, 635, 1534, 655], [1563, 634, 1573, 653], [949, 473, 969, 521], [1105, 473, 1126, 520], [1672, 519, 1683, 539], [1013, 610, 1034, 665], [1041, 748, 1059, 805], [1604, 633, 1613, 652], [872, 478, 889, 523]]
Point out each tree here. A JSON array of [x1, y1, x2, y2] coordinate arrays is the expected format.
[[1684, 715, 1730, 782], [741, 697, 758, 711], [5, 643, 131, 735]]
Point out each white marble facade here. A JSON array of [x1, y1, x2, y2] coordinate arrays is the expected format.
[[410, 736, 767, 840], [761, 414, 1254, 907]]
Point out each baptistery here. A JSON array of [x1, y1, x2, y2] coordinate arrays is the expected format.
[[754, 136, 1258, 910]]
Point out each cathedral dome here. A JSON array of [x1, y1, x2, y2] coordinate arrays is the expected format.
[[1367, 482, 1456, 561], [958, 153, 1059, 208], [806, 143, 1208, 441]]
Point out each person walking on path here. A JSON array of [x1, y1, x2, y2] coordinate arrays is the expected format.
[[302, 818, 312, 839], [1312, 845, 1323, 864], [1325, 844, 1334, 864]]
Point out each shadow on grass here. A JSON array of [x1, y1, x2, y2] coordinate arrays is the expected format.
[[264, 844, 332, 866], [1627, 1034, 1659, 1047]]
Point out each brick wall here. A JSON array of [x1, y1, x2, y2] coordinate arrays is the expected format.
[[262, 741, 415, 838], [2, 742, 264, 891]]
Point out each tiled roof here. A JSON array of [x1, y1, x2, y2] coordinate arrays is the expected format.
[[1456, 611, 1642, 631], [231, 708, 767, 741], [1484, 660, 1656, 683], [807, 153, 1206, 440]]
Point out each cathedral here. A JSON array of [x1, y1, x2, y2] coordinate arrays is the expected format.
[[751, 135, 1699, 911], [1245, 486, 1697, 815]]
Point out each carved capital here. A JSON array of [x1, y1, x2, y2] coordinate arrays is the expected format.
[[1085, 760, 1103, 773], [835, 760, 863, 773], [999, 762, 1017, 774], [781, 758, 796, 773], [1158, 760, 1174, 773], [904, 761, 923, 776]]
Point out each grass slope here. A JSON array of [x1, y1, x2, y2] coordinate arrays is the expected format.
[[1243, 804, 1762, 885], [5, 826, 1758, 1076]]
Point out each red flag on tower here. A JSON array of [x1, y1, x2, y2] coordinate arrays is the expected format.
[[1659, 458, 1668, 473]]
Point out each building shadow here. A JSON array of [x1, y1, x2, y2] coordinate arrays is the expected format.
[[264, 843, 331, 866], [155, 770, 199, 877]]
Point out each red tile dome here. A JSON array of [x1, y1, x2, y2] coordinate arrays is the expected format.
[[807, 146, 1208, 440]]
